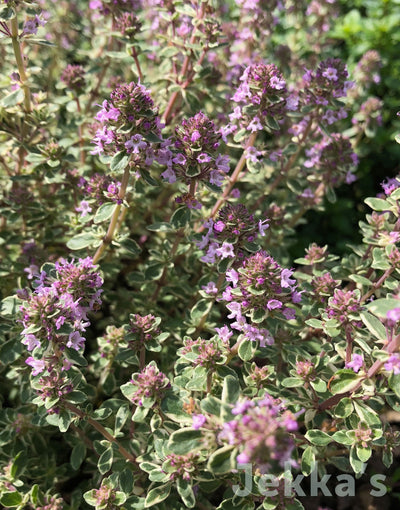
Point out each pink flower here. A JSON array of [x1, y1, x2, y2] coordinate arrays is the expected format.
[[345, 353, 363, 373], [216, 242, 235, 259], [192, 414, 206, 429], [26, 357, 46, 376]]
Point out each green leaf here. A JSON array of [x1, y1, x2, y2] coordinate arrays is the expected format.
[[67, 232, 98, 250], [119, 468, 134, 493], [144, 263, 165, 280], [25, 152, 47, 165], [30, 484, 43, 506], [132, 405, 150, 423], [9, 451, 27, 479], [94, 202, 117, 224], [200, 395, 222, 416], [331, 431, 353, 446], [0, 88, 24, 107], [144, 483, 172, 507], [238, 339, 256, 361], [110, 151, 129, 172], [71, 443, 86, 470], [263, 499, 278, 509], [161, 394, 191, 423], [305, 430, 332, 446], [98, 446, 113, 474], [349, 274, 373, 287], [83, 490, 98, 506], [0, 6, 15, 21], [190, 299, 212, 321], [67, 390, 88, 404], [356, 445, 372, 462], [265, 115, 280, 131], [371, 248, 391, 270], [0, 296, 19, 317], [177, 478, 196, 508], [207, 445, 235, 475], [140, 168, 159, 186], [120, 237, 141, 256], [221, 375, 240, 405], [146, 222, 173, 232], [349, 446, 366, 475], [0, 492, 23, 507], [388, 373, 400, 399], [27, 38, 57, 47], [334, 398, 353, 419], [115, 404, 130, 433], [329, 370, 361, 394], [286, 500, 305, 510], [59, 409, 72, 432], [366, 298, 400, 318], [353, 402, 381, 427], [171, 207, 191, 228], [360, 311, 387, 342], [364, 197, 390, 212], [65, 347, 88, 366], [310, 380, 327, 393], [0, 337, 23, 364], [281, 377, 304, 388], [301, 446, 315, 476], [305, 318, 324, 329], [167, 428, 203, 455], [382, 449, 393, 468]]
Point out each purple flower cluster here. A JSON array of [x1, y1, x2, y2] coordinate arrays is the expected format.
[[311, 272, 339, 303], [354, 422, 373, 448], [78, 173, 122, 206], [224, 63, 289, 138], [19, 257, 103, 377], [180, 337, 224, 370], [91, 81, 163, 168], [296, 360, 316, 381], [326, 288, 362, 326], [302, 58, 352, 106], [129, 363, 170, 406], [33, 372, 74, 414], [355, 50, 381, 86], [381, 176, 400, 196], [114, 12, 142, 39], [222, 250, 301, 323], [197, 203, 269, 264], [304, 243, 328, 264], [125, 313, 161, 350], [161, 111, 230, 191], [92, 480, 117, 509], [303, 133, 358, 186], [219, 395, 298, 472], [22, 13, 46, 37], [164, 453, 198, 481], [304, 0, 339, 35], [247, 365, 271, 389], [61, 64, 86, 92], [36, 495, 64, 510]]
